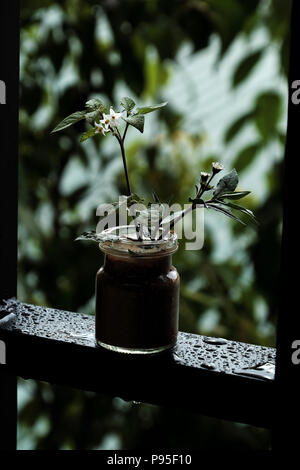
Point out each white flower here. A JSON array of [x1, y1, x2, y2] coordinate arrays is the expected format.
[[212, 162, 224, 172], [100, 107, 123, 127], [94, 121, 110, 136]]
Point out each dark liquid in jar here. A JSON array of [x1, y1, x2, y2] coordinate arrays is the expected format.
[[95, 253, 179, 351]]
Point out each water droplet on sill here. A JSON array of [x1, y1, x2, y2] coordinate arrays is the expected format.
[[0, 312, 16, 325], [234, 362, 275, 381], [200, 363, 216, 370], [69, 332, 94, 340], [203, 337, 228, 346]]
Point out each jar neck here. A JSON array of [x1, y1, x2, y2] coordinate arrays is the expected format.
[[103, 252, 173, 277]]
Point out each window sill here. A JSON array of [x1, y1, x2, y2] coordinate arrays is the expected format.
[[0, 298, 276, 428]]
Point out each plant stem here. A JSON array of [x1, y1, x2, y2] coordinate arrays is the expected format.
[[122, 122, 129, 143], [158, 176, 217, 240], [120, 141, 131, 195], [159, 204, 197, 240], [115, 132, 131, 196], [196, 173, 215, 200], [159, 192, 217, 240]]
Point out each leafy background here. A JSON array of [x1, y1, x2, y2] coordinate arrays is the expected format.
[[18, 0, 290, 450]]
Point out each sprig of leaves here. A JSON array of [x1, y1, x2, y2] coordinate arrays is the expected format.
[[193, 166, 258, 226], [52, 96, 168, 195], [51, 96, 167, 138], [160, 165, 257, 233], [51, 97, 256, 243]]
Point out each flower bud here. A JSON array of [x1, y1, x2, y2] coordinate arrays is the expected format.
[[200, 172, 210, 183], [212, 162, 224, 174]]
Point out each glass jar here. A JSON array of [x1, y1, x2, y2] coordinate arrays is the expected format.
[[95, 226, 180, 354]]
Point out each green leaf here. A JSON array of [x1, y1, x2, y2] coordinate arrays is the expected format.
[[136, 102, 168, 114], [224, 112, 253, 143], [127, 193, 145, 205], [216, 200, 258, 224], [120, 97, 136, 112], [278, 132, 286, 147], [254, 92, 281, 141], [122, 115, 145, 133], [213, 169, 238, 198], [85, 110, 103, 125], [219, 191, 251, 200], [51, 111, 87, 133], [232, 143, 260, 173], [85, 98, 103, 110], [232, 49, 264, 88], [76, 230, 118, 243], [80, 127, 96, 142], [206, 203, 246, 225], [75, 231, 99, 242]]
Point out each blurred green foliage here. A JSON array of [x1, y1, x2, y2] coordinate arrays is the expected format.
[[18, 0, 290, 450]]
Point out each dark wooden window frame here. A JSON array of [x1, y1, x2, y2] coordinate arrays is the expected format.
[[0, 0, 298, 451]]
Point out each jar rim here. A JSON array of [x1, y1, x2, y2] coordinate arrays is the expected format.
[[98, 225, 178, 258]]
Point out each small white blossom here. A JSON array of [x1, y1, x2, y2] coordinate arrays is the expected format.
[[94, 121, 110, 136], [100, 116, 111, 127], [212, 162, 224, 171], [101, 107, 123, 127]]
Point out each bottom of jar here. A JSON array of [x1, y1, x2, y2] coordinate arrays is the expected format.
[[96, 339, 174, 355]]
